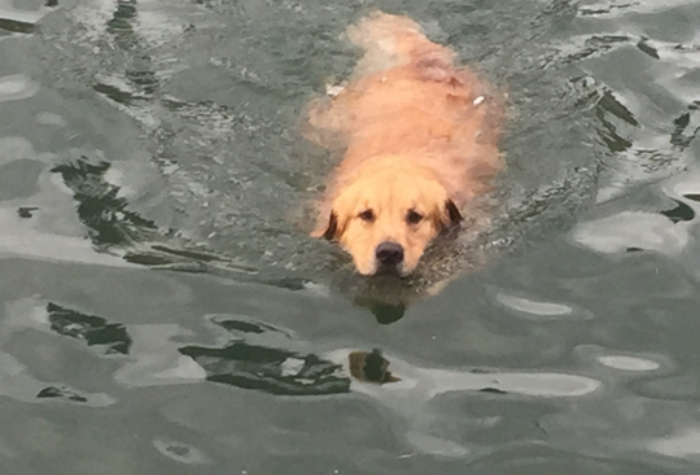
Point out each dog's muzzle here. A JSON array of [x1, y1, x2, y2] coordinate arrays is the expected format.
[[375, 241, 404, 271]]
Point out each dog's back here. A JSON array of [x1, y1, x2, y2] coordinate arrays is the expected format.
[[310, 11, 504, 207]]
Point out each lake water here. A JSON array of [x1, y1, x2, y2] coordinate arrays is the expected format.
[[1, 0, 700, 473]]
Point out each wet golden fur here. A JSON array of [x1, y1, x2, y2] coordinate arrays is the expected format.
[[305, 11, 504, 276]]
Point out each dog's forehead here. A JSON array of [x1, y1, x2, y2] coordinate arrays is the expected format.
[[366, 179, 439, 213], [339, 166, 444, 215]]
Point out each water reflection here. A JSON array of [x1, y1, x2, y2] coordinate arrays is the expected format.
[[0, 0, 49, 33], [47, 302, 132, 355], [152, 438, 212, 465], [51, 158, 161, 246], [0, 74, 39, 102], [0, 344, 116, 407], [1, 295, 606, 458], [180, 341, 350, 396], [572, 164, 700, 261]]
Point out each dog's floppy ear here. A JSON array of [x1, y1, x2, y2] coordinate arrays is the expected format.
[[434, 199, 462, 231], [311, 211, 339, 240], [445, 199, 463, 225]]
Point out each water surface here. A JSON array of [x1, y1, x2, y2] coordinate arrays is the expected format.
[[1, 0, 699, 473]]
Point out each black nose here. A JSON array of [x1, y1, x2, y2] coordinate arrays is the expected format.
[[375, 241, 404, 266]]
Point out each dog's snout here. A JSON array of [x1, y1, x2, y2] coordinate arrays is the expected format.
[[375, 241, 404, 266]]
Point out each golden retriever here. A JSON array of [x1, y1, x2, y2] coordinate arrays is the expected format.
[[305, 11, 504, 276]]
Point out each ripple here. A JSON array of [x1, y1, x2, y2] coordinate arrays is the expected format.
[[326, 350, 603, 401], [0, 351, 116, 406], [497, 293, 571, 315], [0, 0, 50, 32], [574, 345, 668, 376], [632, 374, 700, 401], [571, 211, 689, 255], [581, 0, 700, 18], [0, 208, 136, 267], [0, 136, 35, 166], [404, 432, 471, 458], [469, 448, 665, 474], [662, 166, 700, 204], [493, 291, 593, 321], [648, 428, 700, 459], [598, 355, 661, 372], [35, 111, 67, 127], [152, 439, 212, 465], [0, 74, 39, 103], [113, 324, 207, 387], [444, 372, 601, 398]]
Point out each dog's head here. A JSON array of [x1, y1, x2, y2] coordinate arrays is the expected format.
[[313, 159, 462, 276]]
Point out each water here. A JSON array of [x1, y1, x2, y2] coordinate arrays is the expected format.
[[1, 0, 699, 473]]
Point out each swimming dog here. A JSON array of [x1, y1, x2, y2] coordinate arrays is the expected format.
[[306, 11, 504, 276]]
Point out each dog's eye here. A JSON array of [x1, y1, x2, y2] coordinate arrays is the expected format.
[[359, 209, 375, 222], [406, 210, 423, 224]]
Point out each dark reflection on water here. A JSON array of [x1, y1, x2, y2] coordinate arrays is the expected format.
[[660, 199, 695, 224], [179, 316, 351, 396], [47, 302, 132, 355], [180, 343, 351, 395], [36, 386, 89, 403], [0, 18, 36, 34], [51, 159, 160, 246], [361, 300, 407, 325]]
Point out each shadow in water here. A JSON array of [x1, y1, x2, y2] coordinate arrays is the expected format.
[[660, 199, 695, 223], [356, 299, 406, 325], [348, 349, 400, 384]]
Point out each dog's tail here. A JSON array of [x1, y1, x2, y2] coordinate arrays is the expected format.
[[345, 11, 454, 74]]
